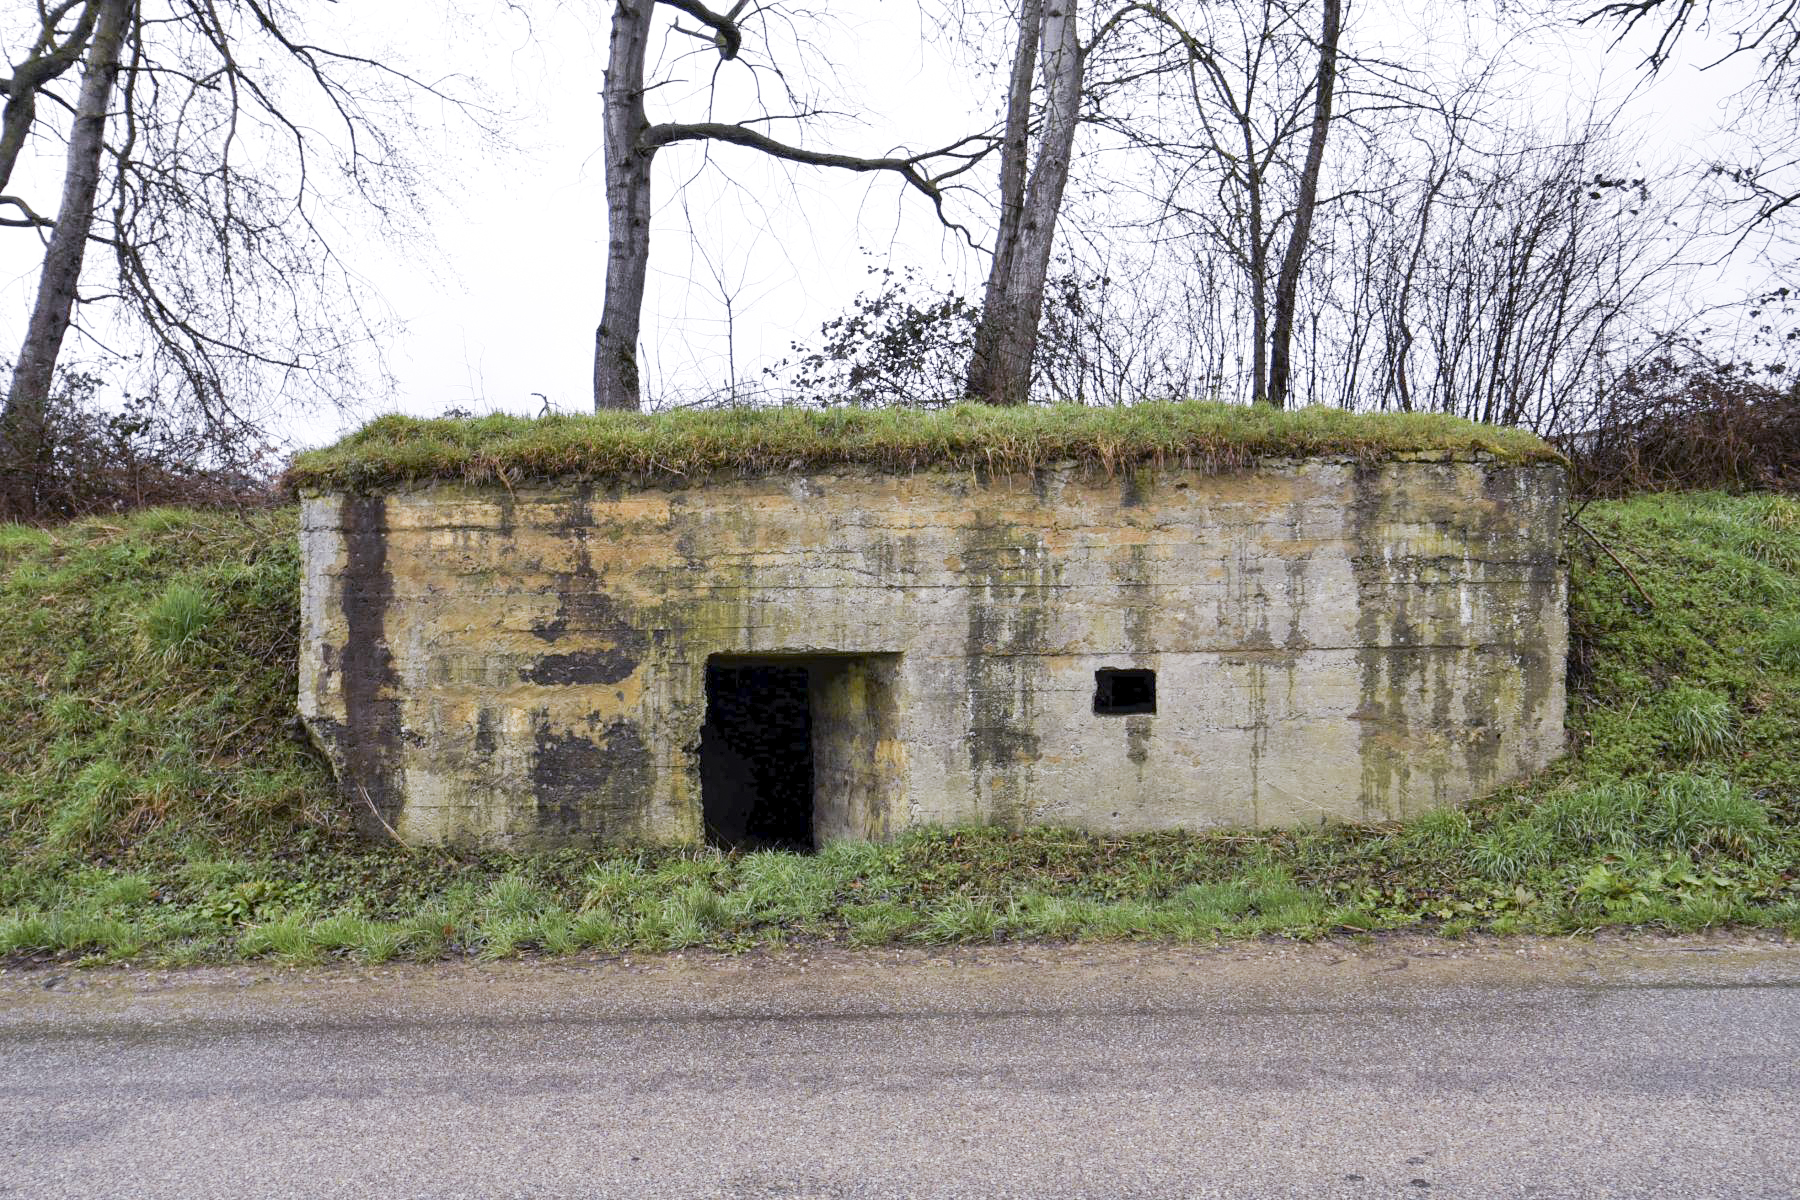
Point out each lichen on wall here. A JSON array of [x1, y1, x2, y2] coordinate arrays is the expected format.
[[298, 455, 1567, 849]]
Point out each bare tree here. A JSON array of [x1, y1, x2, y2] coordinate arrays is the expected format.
[[957, 0, 1357, 408], [1, 0, 128, 516], [1371, 120, 1694, 433], [0, 1, 104, 211], [595, 0, 992, 411], [1264, 0, 1340, 408], [1138, 0, 1371, 408], [962, 0, 1206, 406], [2, 0, 497, 518], [963, 0, 1080, 405], [1584, 0, 1800, 82]]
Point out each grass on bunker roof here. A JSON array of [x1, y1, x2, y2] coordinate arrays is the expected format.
[[0, 490, 1796, 968], [281, 402, 1561, 493]]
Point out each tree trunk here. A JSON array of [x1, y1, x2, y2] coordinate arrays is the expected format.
[[1248, 161, 1268, 403], [594, 0, 656, 412], [966, 0, 1041, 404], [2, 0, 131, 518], [0, 2, 104, 199], [967, 0, 1083, 406], [1265, 0, 1342, 410]]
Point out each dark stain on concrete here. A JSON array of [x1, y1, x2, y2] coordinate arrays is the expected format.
[[1348, 464, 1397, 820], [1122, 544, 1153, 659], [338, 495, 404, 837], [531, 713, 649, 839], [961, 518, 1047, 819], [525, 585, 647, 685], [1126, 714, 1151, 767], [1120, 468, 1145, 509], [1283, 552, 1312, 650], [562, 482, 596, 532], [473, 709, 498, 758], [525, 648, 640, 687]]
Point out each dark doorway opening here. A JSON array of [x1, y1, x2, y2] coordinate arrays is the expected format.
[[701, 661, 815, 851]]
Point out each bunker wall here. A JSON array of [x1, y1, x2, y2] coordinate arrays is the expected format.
[[298, 457, 1567, 848]]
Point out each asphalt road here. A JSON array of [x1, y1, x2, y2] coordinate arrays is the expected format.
[[2, 936, 1797, 1200]]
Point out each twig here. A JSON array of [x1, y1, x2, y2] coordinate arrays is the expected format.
[[357, 784, 413, 853], [1569, 517, 1654, 610]]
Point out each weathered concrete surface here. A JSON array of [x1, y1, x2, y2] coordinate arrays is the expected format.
[[299, 457, 1566, 847], [2, 937, 1796, 1200]]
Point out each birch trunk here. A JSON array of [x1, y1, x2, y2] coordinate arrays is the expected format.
[[1264, 0, 1342, 410], [594, 0, 656, 412], [967, 0, 1083, 406], [3, 0, 132, 517]]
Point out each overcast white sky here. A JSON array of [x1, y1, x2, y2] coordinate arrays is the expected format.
[[0, 0, 1782, 450]]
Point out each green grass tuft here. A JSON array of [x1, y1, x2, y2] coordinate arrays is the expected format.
[[1664, 686, 1737, 758], [1765, 618, 1800, 670], [139, 581, 218, 661]]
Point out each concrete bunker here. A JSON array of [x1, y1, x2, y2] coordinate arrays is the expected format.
[[297, 446, 1568, 850]]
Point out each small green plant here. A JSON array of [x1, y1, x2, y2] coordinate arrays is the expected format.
[[139, 581, 217, 661], [578, 861, 645, 913], [1664, 686, 1737, 758], [476, 914, 539, 960], [537, 909, 579, 956], [399, 907, 459, 961], [1765, 618, 1800, 670], [239, 915, 320, 964], [92, 874, 154, 909], [306, 913, 407, 962], [195, 878, 317, 926], [915, 894, 1000, 943], [1400, 806, 1474, 854], [669, 881, 736, 932], [736, 851, 833, 924], [844, 900, 921, 945], [1464, 823, 1555, 882], [1646, 774, 1768, 856], [47, 759, 134, 847], [481, 873, 552, 920], [570, 910, 629, 953]]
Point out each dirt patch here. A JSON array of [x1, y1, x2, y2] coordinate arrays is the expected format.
[[4, 930, 1795, 1031]]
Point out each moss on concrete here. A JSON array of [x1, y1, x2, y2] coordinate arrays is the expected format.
[[284, 403, 1561, 493]]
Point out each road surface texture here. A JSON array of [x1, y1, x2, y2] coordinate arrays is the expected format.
[[2, 934, 1797, 1199]]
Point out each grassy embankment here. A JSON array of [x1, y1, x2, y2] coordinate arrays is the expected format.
[[0, 406, 1794, 965]]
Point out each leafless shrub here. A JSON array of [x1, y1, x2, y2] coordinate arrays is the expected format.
[[1558, 337, 1800, 496], [0, 369, 275, 523]]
